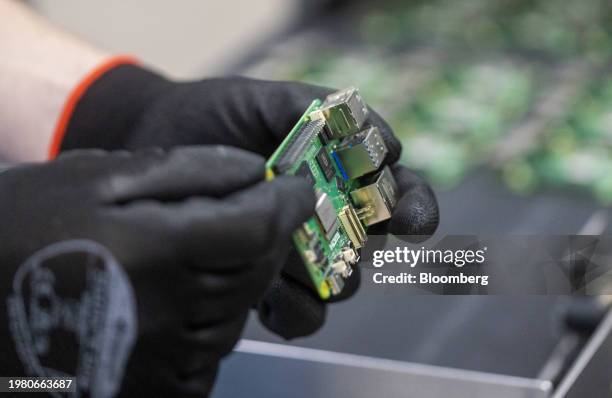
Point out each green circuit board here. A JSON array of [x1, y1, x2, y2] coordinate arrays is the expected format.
[[266, 88, 398, 299]]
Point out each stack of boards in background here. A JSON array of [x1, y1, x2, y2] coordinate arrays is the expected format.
[[246, 0, 612, 205]]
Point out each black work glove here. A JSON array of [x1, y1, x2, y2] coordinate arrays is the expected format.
[[59, 65, 440, 338], [0, 146, 314, 397]]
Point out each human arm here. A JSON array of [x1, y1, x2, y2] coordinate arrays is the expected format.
[[0, 0, 109, 162]]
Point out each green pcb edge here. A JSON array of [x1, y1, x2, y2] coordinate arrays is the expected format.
[[265, 100, 361, 299]]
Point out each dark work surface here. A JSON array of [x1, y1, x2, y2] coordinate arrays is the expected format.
[[242, 296, 571, 378], [434, 170, 608, 236]]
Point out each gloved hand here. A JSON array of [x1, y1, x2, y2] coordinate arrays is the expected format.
[[55, 64, 440, 338], [0, 146, 314, 397]]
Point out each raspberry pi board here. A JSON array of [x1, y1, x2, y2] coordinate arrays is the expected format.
[[266, 88, 398, 299]]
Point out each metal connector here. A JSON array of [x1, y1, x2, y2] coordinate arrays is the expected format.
[[338, 205, 367, 249], [334, 126, 388, 179], [327, 274, 345, 296], [350, 166, 399, 226], [310, 87, 369, 138]]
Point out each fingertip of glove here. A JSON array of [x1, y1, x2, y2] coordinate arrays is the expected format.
[[257, 277, 326, 340], [270, 175, 316, 218], [170, 145, 265, 167], [388, 188, 440, 240], [166, 145, 267, 185], [387, 165, 439, 240]]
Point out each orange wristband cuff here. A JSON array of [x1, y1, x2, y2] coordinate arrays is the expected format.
[[48, 55, 142, 160]]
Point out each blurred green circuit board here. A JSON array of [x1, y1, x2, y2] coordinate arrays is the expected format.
[[503, 76, 612, 202], [246, 0, 612, 205]]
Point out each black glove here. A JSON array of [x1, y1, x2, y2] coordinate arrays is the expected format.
[[0, 146, 314, 397], [58, 66, 440, 338]]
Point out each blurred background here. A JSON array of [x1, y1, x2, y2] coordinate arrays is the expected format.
[[29, 0, 612, 396], [30, 0, 612, 205]]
